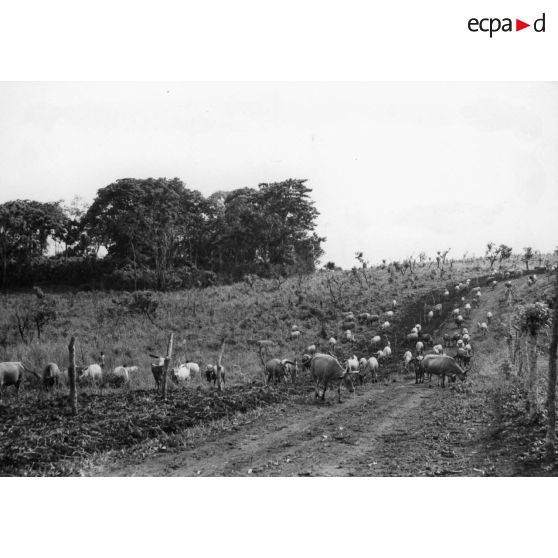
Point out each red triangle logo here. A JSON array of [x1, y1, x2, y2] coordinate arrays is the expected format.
[[516, 19, 530, 31]]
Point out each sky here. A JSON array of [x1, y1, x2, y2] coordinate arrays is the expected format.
[[0, 82, 556, 268]]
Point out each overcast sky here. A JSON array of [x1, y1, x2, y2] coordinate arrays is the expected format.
[[0, 82, 556, 268]]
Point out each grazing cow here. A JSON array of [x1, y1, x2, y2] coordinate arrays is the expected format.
[[426, 310, 434, 323], [403, 350, 413, 371], [433, 344, 444, 355], [455, 347, 467, 366], [371, 335, 382, 348], [0, 362, 39, 401], [443, 333, 451, 348], [328, 337, 337, 354], [407, 332, 419, 343], [452, 332, 461, 346], [282, 359, 299, 383], [433, 304, 443, 315], [79, 364, 102, 382], [308, 353, 354, 403], [346, 355, 360, 376], [486, 312, 493, 324], [42, 362, 62, 389], [415, 341, 424, 355], [357, 313, 371, 323], [415, 355, 425, 384], [263, 358, 289, 384], [171, 363, 196, 384], [477, 322, 488, 336], [112, 365, 131, 383], [464, 303, 471, 317], [205, 363, 225, 389], [152, 364, 164, 391], [344, 330, 355, 342], [150, 356, 166, 391], [204, 364, 217, 384], [420, 333, 433, 346], [382, 345, 392, 359], [362, 357, 379, 383], [419, 354, 469, 388]]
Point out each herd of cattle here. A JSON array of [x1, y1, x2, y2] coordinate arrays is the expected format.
[[0, 273, 512, 404], [264, 276, 504, 402]]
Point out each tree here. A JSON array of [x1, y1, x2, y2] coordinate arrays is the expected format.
[[516, 302, 551, 417], [0, 200, 67, 286], [61, 196, 91, 256], [522, 247, 534, 271], [209, 179, 324, 280], [498, 244, 512, 264], [485, 242, 496, 268], [546, 268, 558, 460], [84, 178, 212, 289]]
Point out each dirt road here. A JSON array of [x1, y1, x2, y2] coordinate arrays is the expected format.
[[91, 278, 525, 477]]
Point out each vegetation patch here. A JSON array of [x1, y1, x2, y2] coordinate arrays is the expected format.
[[0, 384, 294, 476]]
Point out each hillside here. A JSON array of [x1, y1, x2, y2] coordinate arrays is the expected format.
[[0, 259, 554, 475]]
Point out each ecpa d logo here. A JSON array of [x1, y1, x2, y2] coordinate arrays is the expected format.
[[468, 13, 545, 37]]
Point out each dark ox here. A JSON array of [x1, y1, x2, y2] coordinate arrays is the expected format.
[[307, 353, 354, 403], [419, 354, 469, 388]]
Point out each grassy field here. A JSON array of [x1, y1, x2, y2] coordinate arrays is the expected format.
[[0, 258, 505, 389]]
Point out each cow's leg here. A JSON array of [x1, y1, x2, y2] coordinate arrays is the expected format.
[[337, 382, 342, 403], [322, 380, 328, 401]]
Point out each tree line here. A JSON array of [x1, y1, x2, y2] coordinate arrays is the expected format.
[[0, 178, 325, 290]]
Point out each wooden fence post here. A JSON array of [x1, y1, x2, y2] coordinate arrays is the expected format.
[[546, 269, 558, 460], [68, 336, 77, 415], [161, 332, 174, 400]]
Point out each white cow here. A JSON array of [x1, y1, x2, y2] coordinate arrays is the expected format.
[[403, 350, 413, 370], [79, 364, 102, 381], [171, 363, 197, 383]]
